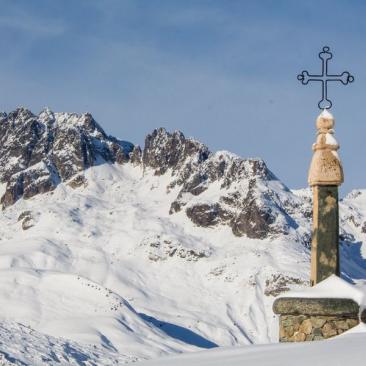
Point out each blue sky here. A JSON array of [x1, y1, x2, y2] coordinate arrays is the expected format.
[[0, 0, 365, 194]]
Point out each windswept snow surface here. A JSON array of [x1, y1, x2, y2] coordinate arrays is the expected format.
[[0, 321, 136, 365], [0, 163, 365, 363], [283, 275, 366, 305], [136, 331, 366, 366], [0, 163, 311, 363]]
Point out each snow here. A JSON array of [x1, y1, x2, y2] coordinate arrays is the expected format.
[[325, 132, 338, 146], [320, 109, 333, 119], [291, 188, 313, 206], [0, 182, 7, 200], [331, 150, 341, 161], [281, 275, 366, 305], [0, 321, 138, 365], [0, 163, 313, 362], [0, 161, 365, 363], [135, 332, 366, 366]]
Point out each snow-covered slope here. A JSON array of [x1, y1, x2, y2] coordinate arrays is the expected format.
[[0, 163, 309, 362], [0, 321, 138, 365], [135, 329, 366, 366], [0, 108, 365, 364]]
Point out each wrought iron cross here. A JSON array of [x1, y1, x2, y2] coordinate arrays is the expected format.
[[297, 46, 354, 109]]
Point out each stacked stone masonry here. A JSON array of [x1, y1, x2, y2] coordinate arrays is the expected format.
[[279, 314, 358, 342], [273, 297, 365, 342]]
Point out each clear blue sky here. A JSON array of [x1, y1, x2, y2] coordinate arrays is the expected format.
[[0, 0, 365, 194]]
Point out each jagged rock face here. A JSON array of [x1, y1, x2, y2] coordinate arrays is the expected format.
[[138, 234, 211, 262], [231, 200, 276, 239], [0, 108, 133, 208], [186, 204, 228, 227], [142, 128, 309, 241], [0, 110, 311, 241], [142, 128, 209, 175]]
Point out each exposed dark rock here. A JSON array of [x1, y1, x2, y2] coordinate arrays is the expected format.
[[139, 234, 211, 262], [166, 152, 300, 239], [0, 108, 313, 242], [361, 308, 366, 323], [340, 232, 355, 242], [142, 128, 209, 176], [129, 146, 142, 165], [186, 204, 232, 227], [231, 200, 276, 239], [169, 201, 182, 214], [0, 108, 134, 208], [18, 210, 35, 230], [264, 274, 307, 297], [18, 210, 32, 221], [68, 174, 88, 189], [138, 128, 310, 240]]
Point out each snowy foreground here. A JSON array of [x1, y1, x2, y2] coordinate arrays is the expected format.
[[1, 322, 365, 366], [137, 276, 366, 365], [137, 329, 366, 366], [0, 161, 366, 364], [0, 163, 308, 363], [0, 321, 136, 365]]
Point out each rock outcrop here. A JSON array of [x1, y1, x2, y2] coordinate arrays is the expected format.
[[0, 107, 133, 207], [140, 128, 310, 241], [0, 109, 311, 242]]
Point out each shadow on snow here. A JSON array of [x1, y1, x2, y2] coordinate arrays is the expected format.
[[139, 313, 218, 349], [341, 240, 366, 282]]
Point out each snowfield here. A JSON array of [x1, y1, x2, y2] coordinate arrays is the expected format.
[[0, 321, 137, 365], [0, 160, 365, 364], [136, 329, 366, 366], [0, 163, 311, 363]]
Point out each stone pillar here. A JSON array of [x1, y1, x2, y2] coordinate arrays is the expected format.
[[308, 110, 343, 286]]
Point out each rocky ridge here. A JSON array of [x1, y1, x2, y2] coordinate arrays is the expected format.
[[0, 107, 133, 208], [0, 107, 317, 242], [137, 127, 311, 242]]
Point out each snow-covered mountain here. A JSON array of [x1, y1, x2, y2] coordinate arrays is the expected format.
[[0, 108, 365, 365]]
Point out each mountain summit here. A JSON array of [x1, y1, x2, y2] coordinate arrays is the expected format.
[[0, 107, 133, 208], [0, 108, 310, 242]]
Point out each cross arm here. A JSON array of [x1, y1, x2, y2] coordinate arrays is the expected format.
[[326, 71, 354, 85], [297, 71, 323, 85]]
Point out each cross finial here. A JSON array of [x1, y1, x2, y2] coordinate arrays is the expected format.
[[297, 46, 354, 109]]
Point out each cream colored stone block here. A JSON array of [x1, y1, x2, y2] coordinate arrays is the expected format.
[[308, 110, 343, 186]]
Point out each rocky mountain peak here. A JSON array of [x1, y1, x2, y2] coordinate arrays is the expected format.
[[165, 147, 306, 241], [0, 108, 311, 243], [6, 106, 35, 122], [38, 107, 55, 124], [131, 127, 308, 242], [0, 108, 133, 208], [142, 127, 210, 175]]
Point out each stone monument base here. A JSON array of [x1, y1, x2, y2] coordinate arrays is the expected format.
[[273, 297, 365, 342]]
